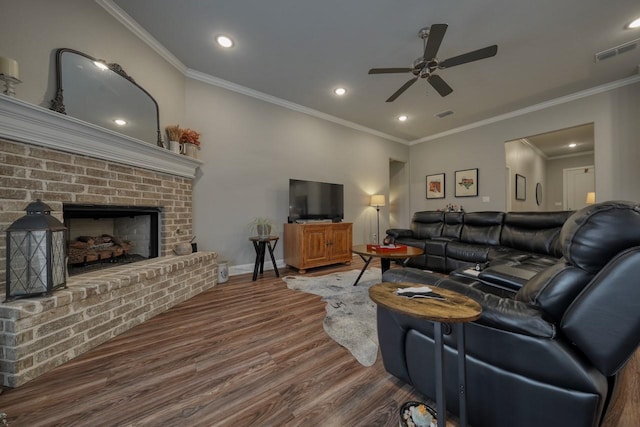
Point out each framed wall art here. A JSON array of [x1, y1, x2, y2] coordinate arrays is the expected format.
[[454, 168, 478, 197], [516, 174, 526, 201], [426, 173, 445, 199]]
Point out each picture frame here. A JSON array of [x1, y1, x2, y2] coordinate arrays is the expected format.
[[426, 173, 445, 199], [454, 168, 478, 197], [516, 174, 526, 201]]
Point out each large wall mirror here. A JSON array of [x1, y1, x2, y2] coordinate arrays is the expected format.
[[505, 123, 595, 212], [50, 48, 162, 146]]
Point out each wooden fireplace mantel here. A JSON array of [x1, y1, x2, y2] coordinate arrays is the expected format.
[[0, 95, 201, 178]]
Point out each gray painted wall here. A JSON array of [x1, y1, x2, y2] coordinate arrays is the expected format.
[[505, 140, 546, 211], [186, 79, 408, 271], [409, 82, 640, 214]]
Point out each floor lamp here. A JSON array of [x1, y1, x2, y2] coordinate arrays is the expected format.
[[370, 195, 386, 244]]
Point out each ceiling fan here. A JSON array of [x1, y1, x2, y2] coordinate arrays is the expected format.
[[368, 24, 498, 102]]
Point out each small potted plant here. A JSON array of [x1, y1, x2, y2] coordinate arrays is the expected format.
[[180, 128, 201, 158], [249, 217, 275, 238]]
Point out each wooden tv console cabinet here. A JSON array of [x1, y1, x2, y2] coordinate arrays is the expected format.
[[284, 222, 352, 273]]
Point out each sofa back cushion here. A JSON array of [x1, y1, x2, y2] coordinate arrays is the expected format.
[[501, 211, 573, 257], [560, 201, 640, 273], [410, 211, 444, 239], [443, 212, 464, 238], [460, 212, 504, 245], [561, 248, 640, 376]]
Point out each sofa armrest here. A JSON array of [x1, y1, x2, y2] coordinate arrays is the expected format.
[[385, 228, 414, 239], [381, 268, 556, 338]]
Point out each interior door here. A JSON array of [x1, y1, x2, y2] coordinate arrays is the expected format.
[[564, 166, 595, 210]]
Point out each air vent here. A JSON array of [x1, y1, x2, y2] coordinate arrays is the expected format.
[[594, 38, 639, 62], [434, 110, 454, 118]]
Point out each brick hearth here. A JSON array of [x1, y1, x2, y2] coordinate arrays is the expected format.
[[0, 99, 216, 387], [0, 252, 215, 387]]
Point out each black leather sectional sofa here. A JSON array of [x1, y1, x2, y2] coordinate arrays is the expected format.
[[386, 209, 573, 292], [376, 201, 640, 427]]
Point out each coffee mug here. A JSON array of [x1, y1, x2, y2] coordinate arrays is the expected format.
[[169, 140, 185, 154]]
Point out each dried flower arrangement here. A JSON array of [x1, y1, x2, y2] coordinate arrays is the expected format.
[[165, 125, 182, 142], [180, 128, 201, 146]]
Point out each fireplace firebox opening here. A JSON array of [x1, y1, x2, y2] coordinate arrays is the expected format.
[[63, 204, 162, 275]]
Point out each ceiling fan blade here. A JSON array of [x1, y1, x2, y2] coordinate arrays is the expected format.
[[386, 77, 418, 102], [369, 68, 413, 74], [427, 74, 453, 97], [439, 45, 498, 68], [423, 23, 448, 60]]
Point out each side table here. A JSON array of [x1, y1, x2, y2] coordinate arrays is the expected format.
[[351, 244, 424, 286], [249, 236, 280, 281], [369, 282, 482, 427]]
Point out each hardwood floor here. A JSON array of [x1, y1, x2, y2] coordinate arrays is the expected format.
[[0, 258, 434, 427], [0, 257, 637, 426]]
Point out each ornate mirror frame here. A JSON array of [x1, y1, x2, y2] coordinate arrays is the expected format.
[[50, 48, 162, 146]]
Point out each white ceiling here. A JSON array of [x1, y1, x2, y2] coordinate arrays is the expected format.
[[523, 123, 595, 159], [111, 0, 640, 143]]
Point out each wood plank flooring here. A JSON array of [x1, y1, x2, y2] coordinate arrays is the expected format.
[[0, 257, 637, 426]]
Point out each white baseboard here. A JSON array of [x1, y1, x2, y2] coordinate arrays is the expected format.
[[227, 254, 357, 277], [229, 259, 287, 277]]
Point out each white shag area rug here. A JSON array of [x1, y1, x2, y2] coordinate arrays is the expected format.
[[283, 268, 381, 367]]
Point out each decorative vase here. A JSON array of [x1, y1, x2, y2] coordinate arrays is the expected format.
[[256, 224, 271, 238], [184, 143, 198, 158], [169, 140, 183, 154], [174, 242, 192, 255]]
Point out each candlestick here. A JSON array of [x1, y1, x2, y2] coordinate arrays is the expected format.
[[0, 57, 22, 97]]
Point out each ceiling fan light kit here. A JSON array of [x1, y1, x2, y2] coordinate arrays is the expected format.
[[368, 24, 498, 102]]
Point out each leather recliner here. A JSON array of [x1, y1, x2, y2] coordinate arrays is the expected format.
[[376, 201, 640, 427]]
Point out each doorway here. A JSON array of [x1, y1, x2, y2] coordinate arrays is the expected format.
[[563, 166, 595, 210]]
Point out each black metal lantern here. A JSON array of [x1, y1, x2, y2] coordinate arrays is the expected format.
[[5, 199, 67, 301]]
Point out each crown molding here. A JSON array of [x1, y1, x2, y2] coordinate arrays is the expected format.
[[410, 74, 640, 145], [95, 0, 406, 145], [0, 95, 201, 178], [185, 69, 407, 144], [95, 0, 187, 74]]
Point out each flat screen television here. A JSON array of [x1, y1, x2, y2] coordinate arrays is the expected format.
[[288, 179, 344, 222]]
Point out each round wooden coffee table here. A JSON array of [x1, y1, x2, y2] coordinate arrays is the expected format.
[[369, 282, 481, 427], [351, 244, 424, 286]]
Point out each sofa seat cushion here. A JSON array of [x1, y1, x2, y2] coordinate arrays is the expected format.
[[446, 241, 490, 263], [478, 264, 542, 291], [425, 239, 448, 256]]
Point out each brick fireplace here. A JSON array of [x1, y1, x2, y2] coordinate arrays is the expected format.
[[0, 96, 217, 387]]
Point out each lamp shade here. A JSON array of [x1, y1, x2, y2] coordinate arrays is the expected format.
[[5, 199, 67, 301], [586, 192, 596, 204], [370, 195, 386, 207]]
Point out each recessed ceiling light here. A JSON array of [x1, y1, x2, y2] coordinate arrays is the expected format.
[[216, 35, 234, 48], [334, 87, 347, 96], [114, 119, 127, 126], [627, 17, 640, 29], [569, 143, 577, 148], [398, 115, 408, 122]]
